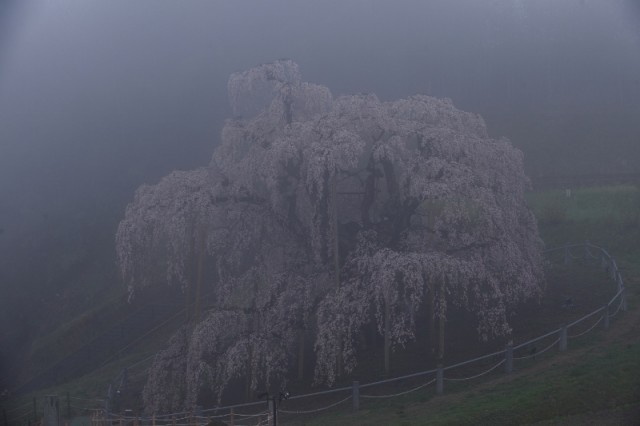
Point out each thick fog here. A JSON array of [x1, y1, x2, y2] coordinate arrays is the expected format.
[[1, 0, 639, 389]]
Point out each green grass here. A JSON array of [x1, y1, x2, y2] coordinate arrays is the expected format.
[[527, 185, 640, 252], [289, 339, 640, 425], [3, 312, 184, 424]]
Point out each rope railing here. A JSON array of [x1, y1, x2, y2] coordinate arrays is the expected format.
[[68, 395, 105, 402], [610, 296, 625, 318], [568, 316, 604, 339], [359, 367, 438, 389], [567, 305, 605, 329], [69, 404, 104, 411], [513, 338, 560, 360], [360, 378, 437, 399], [513, 327, 562, 351], [608, 288, 625, 309], [287, 385, 352, 401], [443, 349, 505, 371], [278, 395, 352, 414], [103, 410, 263, 426], [444, 359, 505, 382]]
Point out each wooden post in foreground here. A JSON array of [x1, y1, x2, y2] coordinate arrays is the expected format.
[[559, 325, 567, 352], [505, 344, 513, 374], [352, 381, 360, 412]]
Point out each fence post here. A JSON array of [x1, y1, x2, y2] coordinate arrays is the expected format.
[[436, 365, 444, 395], [230, 408, 234, 426], [617, 271, 624, 290], [610, 258, 617, 280], [105, 384, 112, 421], [267, 398, 275, 426], [559, 325, 567, 352], [352, 381, 360, 412], [504, 344, 513, 374], [43, 395, 60, 426], [603, 305, 610, 330]]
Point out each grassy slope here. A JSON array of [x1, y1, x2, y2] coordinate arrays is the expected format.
[[297, 339, 640, 425], [284, 186, 640, 425]]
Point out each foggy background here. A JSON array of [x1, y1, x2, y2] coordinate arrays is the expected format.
[[1, 0, 639, 389]]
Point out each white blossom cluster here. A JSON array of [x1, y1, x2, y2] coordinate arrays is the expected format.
[[115, 60, 544, 412]]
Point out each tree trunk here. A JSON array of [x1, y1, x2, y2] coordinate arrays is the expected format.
[[428, 288, 436, 356], [185, 280, 191, 322], [297, 328, 305, 381], [437, 281, 445, 362], [194, 228, 206, 323], [337, 336, 344, 378], [332, 174, 344, 378], [245, 338, 253, 401], [331, 174, 340, 286], [384, 299, 391, 375], [438, 311, 445, 362]]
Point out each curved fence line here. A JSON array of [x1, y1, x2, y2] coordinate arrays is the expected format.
[[609, 287, 624, 307], [279, 395, 352, 415], [359, 367, 438, 389], [513, 338, 560, 360], [360, 378, 437, 399], [287, 385, 352, 401], [444, 359, 505, 382], [513, 327, 561, 351], [610, 296, 625, 318], [11, 242, 623, 425], [568, 315, 604, 339], [567, 306, 604, 329], [443, 348, 505, 372]]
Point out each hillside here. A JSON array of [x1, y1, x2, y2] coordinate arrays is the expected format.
[[2, 185, 638, 425]]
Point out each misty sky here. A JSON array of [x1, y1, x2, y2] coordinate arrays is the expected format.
[[1, 1, 639, 209], [0, 0, 639, 387]]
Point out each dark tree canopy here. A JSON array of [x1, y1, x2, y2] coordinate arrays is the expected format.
[[115, 59, 544, 413]]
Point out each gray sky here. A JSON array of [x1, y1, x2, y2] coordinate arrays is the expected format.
[[1, 1, 638, 205]]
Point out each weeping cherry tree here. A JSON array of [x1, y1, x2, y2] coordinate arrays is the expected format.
[[115, 59, 544, 413]]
